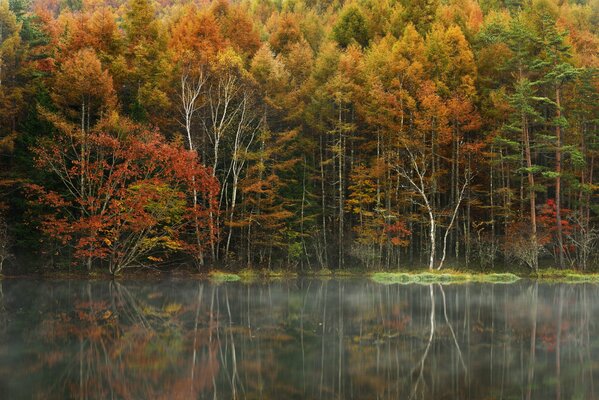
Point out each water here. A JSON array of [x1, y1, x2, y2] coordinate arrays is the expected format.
[[0, 278, 597, 400]]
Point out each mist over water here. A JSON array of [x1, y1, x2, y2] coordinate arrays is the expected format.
[[0, 278, 597, 399]]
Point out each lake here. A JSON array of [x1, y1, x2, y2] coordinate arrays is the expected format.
[[0, 278, 597, 399]]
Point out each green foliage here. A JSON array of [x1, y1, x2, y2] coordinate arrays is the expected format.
[[400, 0, 439, 34], [332, 6, 370, 48], [541, 171, 560, 179]]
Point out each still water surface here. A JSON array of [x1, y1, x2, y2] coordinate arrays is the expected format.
[[0, 278, 597, 399]]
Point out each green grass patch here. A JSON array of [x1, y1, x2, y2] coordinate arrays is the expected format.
[[238, 268, 258, 279], [560, 274, 599, 283], [474, 273, 521, 283], [371, 271, 467, 284], [209, 271, 241, 282], [237, 268, 298, 282], [370, 271, 521, 285], [534, 268, 599, 283]]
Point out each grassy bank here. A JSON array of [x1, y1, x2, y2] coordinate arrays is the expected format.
[[205, 267, 371, 282], [369, 269, 599, 285], [5, 266, 599, 284], [370, 271, 521, 285], [532, 269, 599, 283], [210, 268, 599, 285]]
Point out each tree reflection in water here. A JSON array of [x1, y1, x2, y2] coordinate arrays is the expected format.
[[0, 279, 597, 399]]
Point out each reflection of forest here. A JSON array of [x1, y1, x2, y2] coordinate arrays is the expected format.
[[0, 279, 597, 400]]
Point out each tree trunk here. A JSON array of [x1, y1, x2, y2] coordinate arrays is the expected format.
[[523, 115, 538, 271], [555, 86, 565, 269]]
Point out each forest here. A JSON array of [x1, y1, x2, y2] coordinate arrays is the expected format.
[[0, 0, 597, 274]]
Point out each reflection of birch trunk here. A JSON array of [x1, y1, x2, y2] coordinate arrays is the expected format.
[[209, 287, 218, 399], [438, 284, 466, 372], [301, 281, 312, 396], [110, 281, 151, 330], [583, 286, 595, 397], [500, 286, 508, 399], [337, 283, 344, 398], [225, 287, 244, 399], [411, 284, 435, 400], [190, 283, 204, 397], [319, 282, 328, 400], [556, 286, 564, 400], [526, 282, 538, 400], [0, 281, 5, 334]]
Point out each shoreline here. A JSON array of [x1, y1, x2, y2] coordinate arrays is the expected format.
[[1, 267, 599, 284]]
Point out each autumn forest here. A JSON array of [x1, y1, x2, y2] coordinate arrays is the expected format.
[[0, 0, 597, 274]]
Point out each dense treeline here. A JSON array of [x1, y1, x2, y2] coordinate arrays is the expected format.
[[0, 0, 597, 273]]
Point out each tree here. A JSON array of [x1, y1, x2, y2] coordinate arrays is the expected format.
[[51, 48, 116, 128], [332, 6, 370, 48], [324, 44, 362, 268], [268, 12, 302, 55], [238, 128, 298, 268], [188, 48, 260, 261], [399, 145, 470, 270], [347, 163, 411, 268], [499, 16, 545, 271], [400, 0, 439, 35], [533, 2, 580, 269], [29, 114, 219, 274], [119, 0, 169, 122], [0, 1, 22, 152], [169, 5, 224, 66], [1, 0, 598, 272], [211, 0, 260, 58]]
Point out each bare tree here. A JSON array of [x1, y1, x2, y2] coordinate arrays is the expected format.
[[399, 149, 436, 270], [179, 66, 206, 153], [179, 66, 207, 268], [398, 147, 470, 270], [175, 51, 262, 264], [565, 213, 598, 270], [224, 92, 258, 255], [473, 222, 497, 270], [437, 176, 469, 270], [504, 233, 543, 272]]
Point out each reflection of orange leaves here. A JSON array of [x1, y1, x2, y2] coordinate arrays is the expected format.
[[87, 326, 105, 340], [539, 326, 557, 352], [383, 315, 411, 331], [383, 305, 412, 331], [41, 351, 64, 367]]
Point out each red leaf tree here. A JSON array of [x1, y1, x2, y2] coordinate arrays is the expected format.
[[29, 113, 219, 274]]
